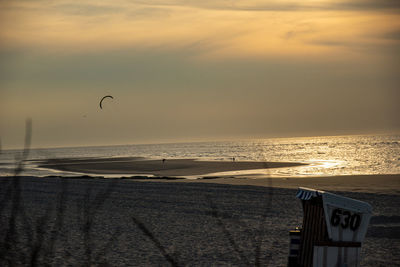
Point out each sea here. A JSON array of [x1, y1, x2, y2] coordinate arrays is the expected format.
[[0, 134, 399, 178]]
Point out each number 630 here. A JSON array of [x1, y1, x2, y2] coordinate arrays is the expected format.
[[330, 208, 361, 231]]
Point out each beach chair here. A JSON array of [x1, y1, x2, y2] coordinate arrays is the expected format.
[[288, 187, 372, 267]]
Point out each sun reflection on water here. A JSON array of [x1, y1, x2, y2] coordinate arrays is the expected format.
[[1, 134, 399, 178]]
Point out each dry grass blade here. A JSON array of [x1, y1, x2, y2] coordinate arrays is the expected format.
[[132, 216, 179, 267]]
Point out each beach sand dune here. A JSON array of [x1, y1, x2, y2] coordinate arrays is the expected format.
[[1, 176, 399, 266]]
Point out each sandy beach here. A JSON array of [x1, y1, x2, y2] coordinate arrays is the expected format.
[[183, 174, 400, 195], [1, 158, 399, 266], [1, 175, 399, 266]]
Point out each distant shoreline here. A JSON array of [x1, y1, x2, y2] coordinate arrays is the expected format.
[[5, 156, 398, 195]]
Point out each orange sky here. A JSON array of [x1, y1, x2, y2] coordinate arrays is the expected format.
[[1, 0, 399, 148]]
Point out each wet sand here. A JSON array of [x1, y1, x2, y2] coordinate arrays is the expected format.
[[38, 157, 305, 176], [37, 157, 400, 195]]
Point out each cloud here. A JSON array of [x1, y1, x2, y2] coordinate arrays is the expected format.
[[332, 0, 400, 11], [2, 0, 400, 18], [380, 29, 400, 40], [1, 0, 399, 62], [133, 0, 400, 12], [126, 7, 171, 19], [51, 3, 124, 16], [49, 3, 171, 19]]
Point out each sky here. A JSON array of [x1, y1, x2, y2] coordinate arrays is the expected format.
[[1, 0, 399, 149]]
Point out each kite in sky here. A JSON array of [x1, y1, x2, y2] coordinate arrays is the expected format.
[[99, 95, 114, 109]]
